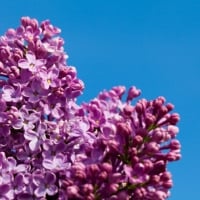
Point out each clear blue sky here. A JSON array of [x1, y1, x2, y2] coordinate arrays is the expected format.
[[0, 0, 199, 199]]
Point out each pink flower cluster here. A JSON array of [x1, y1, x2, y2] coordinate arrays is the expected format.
[[0, 17, 181, 200]]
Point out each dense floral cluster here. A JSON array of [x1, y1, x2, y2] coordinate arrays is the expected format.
[[0, 17, 181, 200]]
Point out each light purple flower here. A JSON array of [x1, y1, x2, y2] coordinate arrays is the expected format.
[[24, 123, 46, 151], [33, 170, 58, 198], [41, 95, 64, 119], [39, 65, 60, 89], [12, 107, 40, 130], [22, 80, 48, 103], [42, 153, 70, 171], [18, 53, 46, 73], [1, 84, 21, 102]]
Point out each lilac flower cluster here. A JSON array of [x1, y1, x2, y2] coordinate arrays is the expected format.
[[0, 17, 181, 200]]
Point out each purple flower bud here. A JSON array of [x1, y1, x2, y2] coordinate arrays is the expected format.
[[169, 139, 181, 150], [123, 104, 134, 116], [99, 171, 108, 181], [108, 183, 119, 193], [154, 96, 166, 108], [145, 113, 156, 128], [6, 28, 16, 38], [168, 125, 179, 137], [126, 86, 141, 102], [117, 122, 131, 136], [21, 16, 38, 29], [135, 98, 148, 114], [112, 86, 126, 99], [166, 150, 181, 161], [145, 142, 160, 154], [100, 162, 113, 173], [134, 187, 147, 198], [66, 185, 80, 198], [132, 135, 143, 145], [168, 113, 180, 125], [166, 103, 174, 112], [131, 155, 139, 166], [150, 175, 160, 184], [152, 160, 166, 174], [87, 164, 100, 175], [82, 184, 94, 195]]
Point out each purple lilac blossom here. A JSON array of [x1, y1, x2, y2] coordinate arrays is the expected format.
[[0, 17, 181, 200]]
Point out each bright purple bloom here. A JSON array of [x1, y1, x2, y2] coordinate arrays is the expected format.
[[33, 170, 58, 198], [12, 107, 40, 130], [18, 53, 46, 73], [40, 95, 64, 119], [42, 153, 70, 171], [22, 80, 48, 103], [0, 17, 181, 200], [1, 84, 21, 102], [24, 123, 46, 151], [39, 65, 60, 89]]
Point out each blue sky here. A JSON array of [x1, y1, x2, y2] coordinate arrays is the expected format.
[[0, 0, 199, 199]]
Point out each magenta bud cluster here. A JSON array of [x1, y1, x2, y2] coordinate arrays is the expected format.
[[0, 17, 181, 200]]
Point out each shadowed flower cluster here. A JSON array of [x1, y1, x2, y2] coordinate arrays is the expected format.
[[0, 17, 181, 200]]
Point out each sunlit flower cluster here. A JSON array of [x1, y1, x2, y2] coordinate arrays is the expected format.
[[0, 17, 181, 200]]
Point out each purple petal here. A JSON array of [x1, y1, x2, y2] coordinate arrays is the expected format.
[[79, 120, 89, 132], [17, 193, 34, 200], [46, 184, 58, 196], [26, 53, 36, 63], [0, 184, 10, 194], [22, 87, 33, 98], [35, 59, 45, 67], [12, 118, 23, 129], [14, 164, 27, 173], [0, 113, 7, 123], [29, 95, 40, 103], [29, 138, 39, 151], [24, 130, 38, 141], [7, 157, 17, 169], [34, 185, 46, 197], [45, 172, 56, 184], [14, 173, 24, 186], [33, 173, 44, 186], [42, 159, 54, 170], [18, 60, 29, 69], [124, 165, 132, 178], [52, 106, 63, 119], [49, 65, 59, 79], [0, 100, 6, 112], [27, 112, 40, 123], [0, 125, 10, 137], [43, 104, 51, 115]]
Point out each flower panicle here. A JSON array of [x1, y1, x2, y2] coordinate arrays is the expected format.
[[0, 17, 181, 200]]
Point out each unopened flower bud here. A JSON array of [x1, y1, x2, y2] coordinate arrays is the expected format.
[[126, 86, 141, 102], [168, 113, 180, 125], [101, 162, 113, 173], [67, 185, 80, 198], [82, 184, 94, 194], [117, 122, 132, 136], [123, 104, 134, 116], [109, 183, 119, 193], [112, 86, 126, 99]]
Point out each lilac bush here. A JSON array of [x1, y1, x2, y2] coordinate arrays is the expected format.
[[0, 17, 181, 200]]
